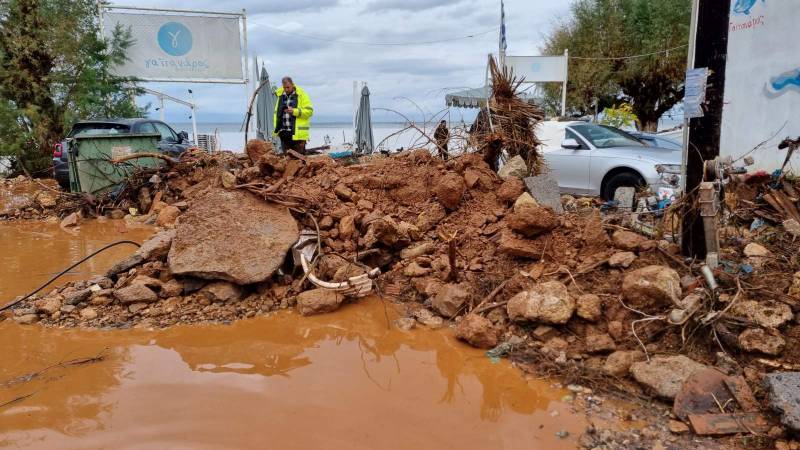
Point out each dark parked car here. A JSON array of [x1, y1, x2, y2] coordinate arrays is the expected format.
[[53, 119, 191, 189]]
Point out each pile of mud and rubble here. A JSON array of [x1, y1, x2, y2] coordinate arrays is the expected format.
[[4, 142, 800, 448]]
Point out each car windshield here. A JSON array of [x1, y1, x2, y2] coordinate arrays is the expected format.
[[69, 123, 130, 137], [571, 124, 645, 149]]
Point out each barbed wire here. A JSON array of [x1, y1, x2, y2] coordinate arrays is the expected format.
[[262, 25, 500, 46]]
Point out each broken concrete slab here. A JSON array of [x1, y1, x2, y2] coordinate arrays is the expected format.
[[613, 187, 636, 210], [523, 173, 564, 214], [507, 281, 575, 325], [630, 355, 707, 399], [168, 189, 299, 285], [765, 372, 800, 433]]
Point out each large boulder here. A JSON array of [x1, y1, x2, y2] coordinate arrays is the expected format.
[[168, 189, 299, 285], [296, 289, 344, 316], [455, 314, 500, 349], [498, 155, 528, 180], [431, 283, 471, 318], [622, 265, 682, 309], [611, 230, 646, 251], [630, 355, 707, 399], [507, 281, 575, 324], [506, 204, 558, 238]]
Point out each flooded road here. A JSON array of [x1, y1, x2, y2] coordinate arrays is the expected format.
[[1, 221, 586, 449], [0, 220, 153, 301]]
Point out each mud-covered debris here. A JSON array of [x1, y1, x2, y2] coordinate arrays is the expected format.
[[455, 314, 499, 349], [622, 265, 682, 310], [507, 281, 575, 324], [168, 188, 299, 284], [497, 178, 524, 203], [114, 283, 158, 304], [156, 205, 181, 227], [585, 333, 616, 354], [60, 212, 79, 228], [200, 281, 243, 303], [603, 350, 645, 377], [434, 172, 466, 210], [608, 251, 637, 268], [611, 230, 646, 251], [506, 204, 558, 238], [576, 294, 602, 322], [738, 328, 786, 355], [497, 155, 527, 180], [296, 289, 344, 316], [731, 300, 794, 328], [630, 355, 707, 399], [431, 283, 470, 318]]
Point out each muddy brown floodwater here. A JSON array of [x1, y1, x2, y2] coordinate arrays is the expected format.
[[1, 221, 586, 450]]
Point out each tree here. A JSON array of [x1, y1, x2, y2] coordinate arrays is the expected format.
[[542, 0, 691, 131], [0, 0, 145, 175]]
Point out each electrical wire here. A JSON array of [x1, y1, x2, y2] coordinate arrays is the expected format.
[[569, 44, 689, 61], [0, 240, 142, 313], [262, 25, 501, 46]]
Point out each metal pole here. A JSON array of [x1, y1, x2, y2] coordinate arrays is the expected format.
[[242, 9, 249, 84], [680, 0, 701, 194], [188, 90, 199, 146], [97, 1, 105, 41], [159, 96, 165, 122], [561, 49, 569, 118]]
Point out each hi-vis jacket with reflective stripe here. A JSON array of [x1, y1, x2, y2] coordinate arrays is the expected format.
[[273, 86, 314, 141]]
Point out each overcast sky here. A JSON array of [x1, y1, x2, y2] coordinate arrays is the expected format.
[[127, 0, 572, 123]]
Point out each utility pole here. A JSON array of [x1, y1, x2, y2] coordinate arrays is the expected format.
[[681, 1, 732, 257]]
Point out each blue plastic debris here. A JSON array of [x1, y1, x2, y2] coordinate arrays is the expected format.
[[485, 342, 514, 364], [329, 150, 355, 159], [740, 263, 754, 274], [600, 200, 619, 212], [750, 218, 766, 232]]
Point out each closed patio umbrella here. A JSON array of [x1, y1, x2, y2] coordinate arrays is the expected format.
[[256, 66, 275, 142], [354, 86, 374, 154]]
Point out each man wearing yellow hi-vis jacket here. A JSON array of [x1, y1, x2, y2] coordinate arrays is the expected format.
[[274, 76, 314, 154]]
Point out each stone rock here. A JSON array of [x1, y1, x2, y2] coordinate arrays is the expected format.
[[629, 355, 707, 399], [245, 139, 270, 164], [668, 420, 690, 434], [60, 212, 79, 228], [168, 189, 299, 285], [416, 203, 447, 233], [220, 171, 237, 189], [128, 303, 149, 314], [339, 215, 357, 240], [296, 289, 344, 316], [13, 314, 39, 325], [403, 262, 431, 277], [36, 192, 57, 208], [513, 192, 539, 212], [139, 230, 176, 262], [434, 172, 466, 210], [603, 350, 645, 377], [455, 314, 499, 349], [622, 265, 682, 309], [731, 300, 793, 328], [400, 242, 436, 260], [586, 333, 616, 354], [576, 294, 602, 322], [497, 178, 524, 203], [200, 281, 243, 303], [523, 173, 564, 214], [109, 209, 125, 220], [60, 305, 76, 313], [131, 275, 163, 291], [739, 328, 785, 355], [611, 230, 646, 251], [789, 272, 800, 298], [507, 281, 575, 324], [160, 279, 183, 298], [498, 229, 541, 259], [412, 277, 444, 298], [357, 199, 374, 210], [114, 284, 158, 304], [532, 325, 557, 341], [506, 204, 558, 238], [765, 372, 800, 433], [34, 296, 62, 315], [156, 205, 181, 227], [240, 166, 262, 183], [394, 317, 416, 331], [498, 155, 528, 180], [334, 183, 355, 201], [63, 289, 92, 306], [609, 251, 637, 269], [79, 307, 98, 320], [744, 242, 770, 257], [412, 308, 445, 329], [463, 168, 481, 188], [431, 283, 471, 318]]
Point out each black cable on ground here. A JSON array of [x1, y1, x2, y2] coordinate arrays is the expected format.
[[0, 240, 141, 313]]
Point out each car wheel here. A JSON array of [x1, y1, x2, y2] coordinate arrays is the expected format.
[[602, 171, 645, 201]]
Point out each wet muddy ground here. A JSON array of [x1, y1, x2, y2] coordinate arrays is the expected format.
[[0, 222, 586, 449]]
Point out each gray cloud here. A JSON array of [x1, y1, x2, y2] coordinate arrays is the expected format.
[[364, 0, 469, 12]]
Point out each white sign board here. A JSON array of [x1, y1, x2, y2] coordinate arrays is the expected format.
[[505, 56, 568, 83], [103, 11, 245, 83], [720, 0, 800, 173]]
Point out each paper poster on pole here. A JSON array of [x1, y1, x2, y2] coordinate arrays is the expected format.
[[102, 10, 245, 83], [504, 56, 568, 83], [720, 0, 800, 172]]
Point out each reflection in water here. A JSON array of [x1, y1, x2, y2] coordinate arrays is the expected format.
[[0, 221, 584, 449]]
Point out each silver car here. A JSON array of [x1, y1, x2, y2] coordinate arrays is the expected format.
[[540, 121, 682, 199]]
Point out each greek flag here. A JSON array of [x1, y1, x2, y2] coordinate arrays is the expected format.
[[499, 0, 507, 53]]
